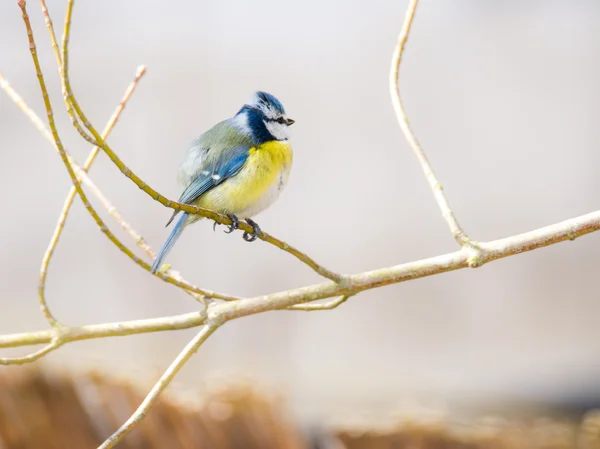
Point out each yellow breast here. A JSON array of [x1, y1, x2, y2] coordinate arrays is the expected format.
[[196, 141, 293, 218]]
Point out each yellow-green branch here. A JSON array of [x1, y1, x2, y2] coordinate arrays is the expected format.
[[38, 66, 147, 327], [17, 1, 237, 302], [56, 0, 344, 283]]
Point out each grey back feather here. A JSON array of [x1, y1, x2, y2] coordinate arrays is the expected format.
[[165, 119, 255, 227], [178, 119, 253, 190]]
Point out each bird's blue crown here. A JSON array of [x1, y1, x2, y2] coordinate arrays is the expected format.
[[253, 91, 286, 115], [234, 91, 290, 144]]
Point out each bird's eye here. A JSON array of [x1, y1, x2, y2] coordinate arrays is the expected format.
[[276, 117, 286, 124]]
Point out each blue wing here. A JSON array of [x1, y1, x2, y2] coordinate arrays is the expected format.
[[165, 144, 250, 226]]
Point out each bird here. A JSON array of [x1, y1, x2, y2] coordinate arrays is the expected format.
[[150, 91, 295, 274]]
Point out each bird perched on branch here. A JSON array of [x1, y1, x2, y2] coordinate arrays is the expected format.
[[150, 91, 295, 274]]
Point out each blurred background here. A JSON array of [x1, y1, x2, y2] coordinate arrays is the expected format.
[[1, 0, 600, 440]]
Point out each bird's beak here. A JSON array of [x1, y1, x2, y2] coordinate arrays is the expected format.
[[286, 118, 295, 126]]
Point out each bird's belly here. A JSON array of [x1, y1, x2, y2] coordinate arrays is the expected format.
[[232, 171, 285, 218], [196, 141, 292, 219]]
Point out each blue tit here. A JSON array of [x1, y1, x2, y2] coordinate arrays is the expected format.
[[150, 91, 295, 274]]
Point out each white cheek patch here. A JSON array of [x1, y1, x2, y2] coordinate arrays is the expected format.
[[264, 120, 290, 141]]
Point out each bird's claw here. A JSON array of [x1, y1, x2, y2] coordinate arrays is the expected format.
[[213, 215, 260, 242], [243, 218, 261, 242], [223, 214, 239, 234], [213, 214, 240, 233]]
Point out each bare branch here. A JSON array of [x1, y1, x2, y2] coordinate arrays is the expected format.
[[3, 207, 596, 353], [288, 295, 350, 311], [37, 0, 230, 304], [51, 0, 344, 283], [0, 311, 207, 349], [97, 323, 219, 449], [39, 66, 147, 327], [0, 71, 238, 302], [210, 208, 600, 323], [390, 0, 473, 249], [0, 339, 61, 366], [39, 0, 97, 146]]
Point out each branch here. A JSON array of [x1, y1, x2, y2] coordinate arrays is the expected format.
[[287, 295, 350, 311], [39, 66, 147, 327], [0, 311, 207, 349], [208, 208, 600, 322], [389, 0, 473, 249], [0, 66, 240, 301], [0, 340, 61, 366], [39, 0, 96, 146], [97, 323, 219, 449], [54, 0, 344, 284], [2, 208, 599, 355]]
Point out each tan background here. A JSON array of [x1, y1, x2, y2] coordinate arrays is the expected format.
[[1, 0, 599, 424]]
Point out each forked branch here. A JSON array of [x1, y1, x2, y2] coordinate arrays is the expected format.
[[389, 0, 474, 249]]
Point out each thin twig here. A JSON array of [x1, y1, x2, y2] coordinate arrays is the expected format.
[[16, 1, 237, 302], [288, 295, 350, 311], [97, 323, 219, 449], [39, 0, 208, 304], [39, 66, 147, 327], [54, 0, 344, 283], [0, 71, 222, 304], [390, 0, 473, 249], [0, 339, 61, 366], [40, 0, 96, 146]]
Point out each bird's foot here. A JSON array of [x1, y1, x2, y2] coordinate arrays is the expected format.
[[243, 218, 261, 242], [223, 214, 239, 233], [214, 214, 240, 233]]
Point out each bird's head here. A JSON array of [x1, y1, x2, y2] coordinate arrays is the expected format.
[[234, 91, 294, 143]]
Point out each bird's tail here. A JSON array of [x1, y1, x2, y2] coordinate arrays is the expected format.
[[150, 212, 188, 274]]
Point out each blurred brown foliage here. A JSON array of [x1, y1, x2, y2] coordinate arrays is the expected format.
[[0, 366, 306, 449], [1, 366, 600, 449], [335, 412, 600, 449]]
